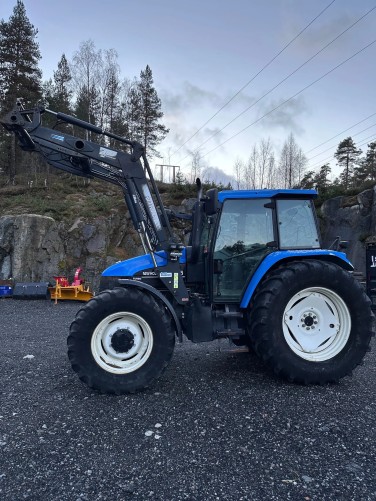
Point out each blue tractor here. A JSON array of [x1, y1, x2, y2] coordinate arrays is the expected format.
[[2, 101, 373, 394]]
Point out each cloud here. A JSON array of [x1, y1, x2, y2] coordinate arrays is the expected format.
[[285, 10, 365, 55], [161, 81, 224, 113], [256, 95, 308, 135], [201, 166, 235, 186], [161, 80, 256, 116], [162, 119, 226, 157]]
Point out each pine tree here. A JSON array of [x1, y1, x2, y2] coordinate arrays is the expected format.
[[105, 78, 133, 150], [334, 137, 362, 190], [104, 71, 123, 148], [0, 1, 41, 108], [52, 54, 72, 113], [352, 160, 369, 187], [42, 54, 72, 130], [314, 163, 331, 194], [96, 49, 120, 135], [300, 170, 315, 189], [365, 141, 376, 181], [125, 81, 141, 142], [136, 65, 169, 158], [0, 0, 42, 183], [74, 84, 100, 139]]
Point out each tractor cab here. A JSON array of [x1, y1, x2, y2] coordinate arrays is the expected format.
[[186, 189, 321, 303]]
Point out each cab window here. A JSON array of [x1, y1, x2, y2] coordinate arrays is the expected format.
[[276, 199, 320, 249]]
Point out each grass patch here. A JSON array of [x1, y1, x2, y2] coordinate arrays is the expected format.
[[0, 174, 125, 222]]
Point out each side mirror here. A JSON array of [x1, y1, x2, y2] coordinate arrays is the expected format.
[[204, 188, 218, 215]]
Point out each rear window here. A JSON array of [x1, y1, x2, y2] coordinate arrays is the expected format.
[[276, 199, 320, 249]]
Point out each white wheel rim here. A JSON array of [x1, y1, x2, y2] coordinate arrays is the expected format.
[[282, 287, 351, 362], [91, 312, 153, 374]]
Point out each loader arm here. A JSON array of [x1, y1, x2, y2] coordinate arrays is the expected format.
[[1, 100, 175, 262]]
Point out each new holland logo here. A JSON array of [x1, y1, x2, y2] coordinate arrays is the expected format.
[[51, 134, 64, 142], [99, 147, 117, 159]]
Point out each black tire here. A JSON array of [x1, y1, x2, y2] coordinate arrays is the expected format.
[[247, 260, 374, 384], [67, 287, 175, 394]]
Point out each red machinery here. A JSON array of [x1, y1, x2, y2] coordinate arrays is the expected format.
[[49, 268, 93, 302]]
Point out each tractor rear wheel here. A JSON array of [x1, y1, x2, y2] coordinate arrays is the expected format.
[[67, 287, 175, 394], [247, 260, 373, 384]]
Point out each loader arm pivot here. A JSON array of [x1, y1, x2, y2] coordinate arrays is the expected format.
[[1, 100, 175, 261]]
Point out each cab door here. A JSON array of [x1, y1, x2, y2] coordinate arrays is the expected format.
[[212, 198, 274, 302]]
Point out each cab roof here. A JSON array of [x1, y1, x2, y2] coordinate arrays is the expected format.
[[218, 189, 317, 203]]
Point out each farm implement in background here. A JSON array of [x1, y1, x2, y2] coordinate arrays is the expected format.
[[49, 267, 93, 303]]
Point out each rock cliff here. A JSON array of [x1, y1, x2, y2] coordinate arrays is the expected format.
[[320, 186, 376, 274], [0, 211, 143, 290]]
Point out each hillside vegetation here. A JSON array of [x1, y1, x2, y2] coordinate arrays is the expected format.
[[0, 173, 202, 224], [1, 171, 375, 225]]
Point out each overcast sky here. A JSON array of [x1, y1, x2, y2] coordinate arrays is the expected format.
[[2, 0, 376, 181]]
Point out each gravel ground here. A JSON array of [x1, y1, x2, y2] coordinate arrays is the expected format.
[[0, 299, 375, 501]]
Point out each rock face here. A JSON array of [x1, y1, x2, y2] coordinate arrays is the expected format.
[[0, 212, 142, 290], [0, 189, 375, 289], [0, 214, 64, 282], [320, 187, 375, 274]]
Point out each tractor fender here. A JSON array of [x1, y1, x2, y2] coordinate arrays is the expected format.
[[240, 250, 354, 309], [116, 278, 183, 341]]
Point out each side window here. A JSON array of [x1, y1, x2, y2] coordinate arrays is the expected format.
[[277, 199, 320, 249], [213, 199, 274, 301]]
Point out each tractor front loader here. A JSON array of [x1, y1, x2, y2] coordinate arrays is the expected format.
[[1, 100, 373, 394]]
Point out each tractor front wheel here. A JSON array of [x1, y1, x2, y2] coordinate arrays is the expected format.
[[67, 287, 175, 394], [247, 260, 373, 384]]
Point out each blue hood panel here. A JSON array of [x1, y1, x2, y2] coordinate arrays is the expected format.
[[102, 252, 168, 277]]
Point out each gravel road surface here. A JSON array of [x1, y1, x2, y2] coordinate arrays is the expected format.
[[0, 299, 375, 501]]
